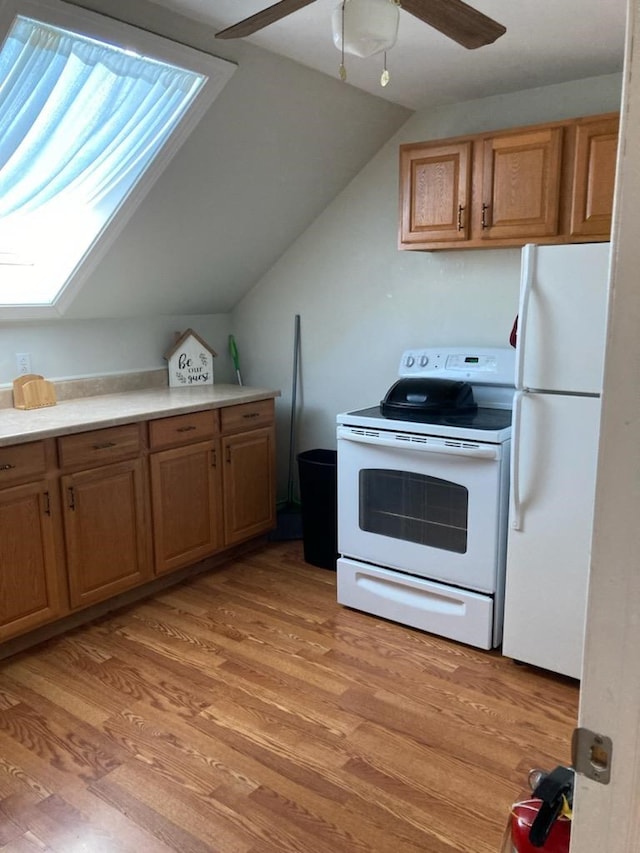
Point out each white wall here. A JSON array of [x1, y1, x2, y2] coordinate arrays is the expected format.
[[0, 315, 234, 385], [232, 73, 623, 499]]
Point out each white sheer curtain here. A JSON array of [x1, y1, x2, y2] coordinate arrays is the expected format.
[[0, 16, 204, 217]]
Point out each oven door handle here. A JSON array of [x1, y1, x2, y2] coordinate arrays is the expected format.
[[337, 429, 500, 460]]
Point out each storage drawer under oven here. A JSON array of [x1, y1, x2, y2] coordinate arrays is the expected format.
[[337, 557, 498, 649]]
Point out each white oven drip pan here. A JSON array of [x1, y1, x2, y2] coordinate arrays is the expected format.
[[337, 557, 498, 649]]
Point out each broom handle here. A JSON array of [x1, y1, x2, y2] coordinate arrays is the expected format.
[[287, 314, 301, 505]]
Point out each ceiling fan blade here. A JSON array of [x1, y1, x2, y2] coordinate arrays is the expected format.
[[401, 0, 506, 49], [215, 0, 318, 39]]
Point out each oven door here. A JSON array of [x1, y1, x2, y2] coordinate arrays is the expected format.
[[337, 425, 509, 593]]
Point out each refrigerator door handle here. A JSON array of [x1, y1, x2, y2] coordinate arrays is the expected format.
[[510, 389, 525, 530], [516, 244, 536, 391]]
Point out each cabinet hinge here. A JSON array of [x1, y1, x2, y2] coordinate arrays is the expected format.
[[571, 727, 612, 785]]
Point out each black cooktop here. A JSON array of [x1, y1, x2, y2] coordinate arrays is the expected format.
[[348, 405, 512, 431]]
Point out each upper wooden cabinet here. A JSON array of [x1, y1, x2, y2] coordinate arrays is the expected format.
[[399, 141, 472, 244], [570, 114, 619, 238], [399, 112, 619, 251], [479, 126, 563, 241]]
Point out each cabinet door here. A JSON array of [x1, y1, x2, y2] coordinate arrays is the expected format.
[[62, 459, 151, 609], [0, 481, 65, 641], [570, 115, 619, 238], [222, 427, 276, 546], [150, 440, 222, 575], [480, 126, 563, 240], [399, 141, 472, 245]]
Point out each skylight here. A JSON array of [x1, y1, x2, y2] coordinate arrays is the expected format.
[[0, 0, 236, 318]]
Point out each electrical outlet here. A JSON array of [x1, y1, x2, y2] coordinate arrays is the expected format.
[[15, 353, 31, 375]]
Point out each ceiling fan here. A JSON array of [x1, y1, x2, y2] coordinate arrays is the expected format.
[[215, 0, 507, 51]]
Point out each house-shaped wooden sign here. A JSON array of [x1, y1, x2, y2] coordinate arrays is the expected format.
[[165, 329, 217, 387]]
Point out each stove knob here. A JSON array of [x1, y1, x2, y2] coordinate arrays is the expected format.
[[419, 354, 429, 367], [405, 355, 415, 368]]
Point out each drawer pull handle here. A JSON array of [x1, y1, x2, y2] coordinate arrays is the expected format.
[[177, 425, 197, 433], [68, 486, 76, 511], [211, 449, 217, 468], [481, 202, 490, 229], [44, 491, 51, 516], [0, 463, 16, 471], [93, 441, 117, 450], [242, 412, 260, 419]]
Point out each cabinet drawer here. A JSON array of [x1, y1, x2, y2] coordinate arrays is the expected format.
[[221, 400, 274, 434], [0, 441, 47, 487], [149, 409, 218, 450], [58, 423, 142, 469]]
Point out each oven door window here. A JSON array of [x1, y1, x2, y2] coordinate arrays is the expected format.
[[359, 468, 468, 553]]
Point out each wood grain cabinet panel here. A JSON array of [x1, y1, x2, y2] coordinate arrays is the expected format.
[[222, 426, 276, 546], [148, 410, 218, 450], [0, 481, 65, 641], [220, 399, 274, 434], [480, 127, 563, 240], [149, 440, 222, 575], [399, 140, 472, 245], [0, 397, 278, 647], [0, 441, 47, 487], [58, 424, 142, 469], [399, 112, 618, 251], [62, 459, 151, 609], [570, 115, 619, 238]]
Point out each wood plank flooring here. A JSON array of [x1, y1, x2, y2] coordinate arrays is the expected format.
[[0, 541, 579, 852]]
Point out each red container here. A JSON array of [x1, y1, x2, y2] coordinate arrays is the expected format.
[[509, 799, 571, 853]]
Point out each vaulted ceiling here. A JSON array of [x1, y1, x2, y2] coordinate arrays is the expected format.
[[62, 0, 625, 319]]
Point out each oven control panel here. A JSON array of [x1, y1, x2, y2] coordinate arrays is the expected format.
[[398, 347, 516, 386]]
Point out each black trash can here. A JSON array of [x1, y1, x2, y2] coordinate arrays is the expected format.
[[297, 449, 338, 570]]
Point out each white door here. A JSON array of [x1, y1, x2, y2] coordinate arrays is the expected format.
[[570, 1, 640, 849], [504, 392, 601, 679], [517, 242, 611, 394]]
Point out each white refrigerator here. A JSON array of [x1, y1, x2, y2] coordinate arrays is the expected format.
[[502, 242, 611, 679]]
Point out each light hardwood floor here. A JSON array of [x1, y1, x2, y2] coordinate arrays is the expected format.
[[0, 541, 578, 852]]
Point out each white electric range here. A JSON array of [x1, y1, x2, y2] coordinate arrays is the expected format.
[[336, 346, 515, 649]]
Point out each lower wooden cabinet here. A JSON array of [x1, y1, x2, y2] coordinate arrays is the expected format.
[[0, 480, 65, 641], [0, 396, 277, 646], [222, 426, 276, 546], [61, 459, 151, 609], [150, 439, 222, 575]]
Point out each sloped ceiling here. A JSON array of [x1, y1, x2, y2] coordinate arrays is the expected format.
[[62, 0, 411, 319]]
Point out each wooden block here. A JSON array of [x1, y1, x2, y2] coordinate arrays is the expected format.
[[13, 374, 57, 410]]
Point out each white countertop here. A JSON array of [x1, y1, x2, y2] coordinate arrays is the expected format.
[[0, 384, 280, 447]]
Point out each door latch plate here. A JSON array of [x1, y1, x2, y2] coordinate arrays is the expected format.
[[572, 727, 612, 785]]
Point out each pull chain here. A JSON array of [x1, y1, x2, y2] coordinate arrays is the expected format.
[[381, 51, 390, 87], [339, 1, 347, 80]]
